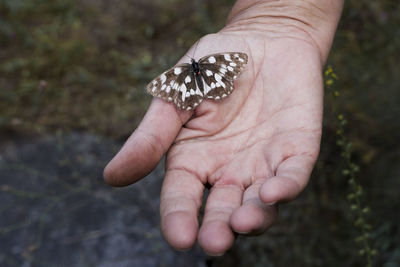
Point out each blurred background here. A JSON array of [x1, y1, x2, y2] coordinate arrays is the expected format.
[[0, 0, 399, 266]]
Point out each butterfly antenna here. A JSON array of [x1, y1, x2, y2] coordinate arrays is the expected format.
[[191, 39, 201, 59], [183, 39, 201, 61]]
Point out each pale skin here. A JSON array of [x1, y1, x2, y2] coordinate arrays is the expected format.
[[104, 0, 344, 256]]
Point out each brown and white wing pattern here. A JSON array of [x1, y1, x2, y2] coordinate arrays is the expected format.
[[146, 64, 187, 104], [146, 64, 204, 110], [198, 52, 248, 100], [146, 52, 248, 110]]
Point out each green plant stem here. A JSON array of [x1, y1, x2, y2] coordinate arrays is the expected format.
[[325, 66, 377, 267]]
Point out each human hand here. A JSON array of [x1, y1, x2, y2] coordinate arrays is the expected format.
[[104, 0, 343, 256]]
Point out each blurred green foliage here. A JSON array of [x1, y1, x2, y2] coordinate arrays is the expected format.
[[0, 0, 399, 266], [0, 0, 232, 137]]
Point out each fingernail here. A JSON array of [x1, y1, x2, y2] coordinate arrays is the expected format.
[[206, 251, 225, 257], [234, 230, 250, 235], [175, 248, 191, 252]]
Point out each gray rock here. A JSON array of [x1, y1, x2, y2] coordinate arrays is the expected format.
[[0, 133, 206, 267]]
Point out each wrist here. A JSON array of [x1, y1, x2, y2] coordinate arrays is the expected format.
[[223, 0, 344, 63]]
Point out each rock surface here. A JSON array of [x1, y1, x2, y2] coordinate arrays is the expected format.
[[0, 133, 206, 267]]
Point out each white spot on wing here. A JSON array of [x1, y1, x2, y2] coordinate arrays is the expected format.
[[166, 86, 171, 93], [174, 67, 182, 75], [224, 54, 231, 61], [196, 87, 203, 96], [229, 62, 237, 67], [202, 78, 210, 95], [173, 81, 179, 90], [180, 83, 187, 92], [160, 74, 167, 84], [161, 84, 166, 91], [180, 83, 187, 101], [208, 56, 216, 63], [185, 76, 191, 83], [205, 70, 213, 76], [227, 66, 234, 72], [214, 73, 225, 88], [190, 89, 195, 95]]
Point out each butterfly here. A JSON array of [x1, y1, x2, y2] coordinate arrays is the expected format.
[[146, 52, 248, 110]]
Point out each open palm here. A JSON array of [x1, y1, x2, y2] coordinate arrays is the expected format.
[[104, 30, 324, 255]]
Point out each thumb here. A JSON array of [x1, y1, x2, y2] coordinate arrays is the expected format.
[[103, 98, 191, 186]]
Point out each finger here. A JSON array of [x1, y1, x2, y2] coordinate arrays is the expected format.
[[260, 154, 316, 204], [230, 179, 278, 235], [198, 183, 243, 256], [103, 98, 192, 186], [160, 168, 204, 251]]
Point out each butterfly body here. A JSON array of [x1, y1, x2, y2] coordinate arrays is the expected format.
[[191, 59, 201, 75], [147, 52, 248, 110], [191, 59, 204, 92]]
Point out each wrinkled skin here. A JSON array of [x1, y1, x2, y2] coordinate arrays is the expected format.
[[104, 17, 327, 255]]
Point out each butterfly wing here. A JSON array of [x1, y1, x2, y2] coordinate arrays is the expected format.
[[146, 64, 203, 110], [146, 52, 248, 109], [198, 52, 248, 99], [173, 70, 204, 110], [146, 63, 189, 103]]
